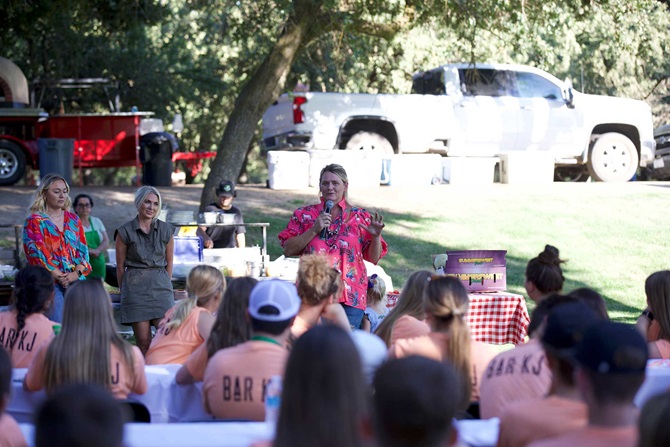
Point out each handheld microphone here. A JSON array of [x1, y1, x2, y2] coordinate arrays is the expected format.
[[320, 200, 334, 240]]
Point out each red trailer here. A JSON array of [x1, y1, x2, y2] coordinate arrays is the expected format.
[[0, 57, 214, 186]]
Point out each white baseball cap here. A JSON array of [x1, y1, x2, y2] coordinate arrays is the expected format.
[[249, 280, 301, 322]]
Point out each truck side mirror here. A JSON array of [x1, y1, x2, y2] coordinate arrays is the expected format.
[[563, 78, 574, 108]]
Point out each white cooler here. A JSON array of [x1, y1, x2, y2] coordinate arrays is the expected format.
[[267, 151, 310, 190], [383, 154, 442, 186], [441, 157, 498, 185], [498, 152, 555, 184], [307, 150, 382, 188]]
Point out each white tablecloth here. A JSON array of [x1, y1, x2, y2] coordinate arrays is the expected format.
[[20, 422, 272, 447], [9, 364, 211, 423], [634, 359, 670, 408]]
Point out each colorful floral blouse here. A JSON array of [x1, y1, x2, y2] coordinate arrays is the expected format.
[[23, 211, 91, 277], [278, 198, 388, 310]]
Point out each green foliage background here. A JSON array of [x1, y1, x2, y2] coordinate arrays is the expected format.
[[2, 0, 670, 185]]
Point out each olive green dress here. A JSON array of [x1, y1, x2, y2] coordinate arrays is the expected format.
[[115, 217, 174, 324]]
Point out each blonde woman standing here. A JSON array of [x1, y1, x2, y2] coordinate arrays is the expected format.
[[24, 280, 147, 399], [146, 265, 225, 365], [22, 174, 91, 322], [115, 186, 174, 355]]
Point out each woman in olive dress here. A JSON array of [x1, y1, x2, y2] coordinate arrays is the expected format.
[[115, 186, 174, 355]]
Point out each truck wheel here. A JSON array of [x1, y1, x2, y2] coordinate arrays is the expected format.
[[554, 166, 589, 182], [0, 140, 27, 186], [587, 133, 638, 182], [345, 132, 394, 155]]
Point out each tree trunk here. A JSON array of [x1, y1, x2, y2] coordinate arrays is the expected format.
[[199, 17, 309, 210]]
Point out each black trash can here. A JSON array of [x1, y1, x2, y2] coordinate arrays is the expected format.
[[141, 132, 177, 187], [38, 138, 74, 184]]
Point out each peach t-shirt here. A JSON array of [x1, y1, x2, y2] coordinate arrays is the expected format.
[[203, 339, 288, 421], [182, 342, 209, 382], [389, 315, 430, 346], [497, 395, 587, 447], [654, 339, 670, 359], [25, 342, 148, 399], [0, 413, 28, 447], [146, 306, 208, 365], [0, 310, 55, 368], [389, 332, 497, 401], [479, 338, 551, 419], [527, 425, 637, 447]]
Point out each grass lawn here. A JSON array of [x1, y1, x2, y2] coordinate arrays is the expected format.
[[244, 181, 670, 325]]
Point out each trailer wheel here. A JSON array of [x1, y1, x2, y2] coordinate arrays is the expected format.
[[0, 140, 26, 186], [344, 132, 394, 155]]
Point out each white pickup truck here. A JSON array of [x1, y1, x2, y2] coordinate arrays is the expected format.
[[262, 63, 656, 182]]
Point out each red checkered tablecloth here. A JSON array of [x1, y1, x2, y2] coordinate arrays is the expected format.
[[466, 292, 530, 345]]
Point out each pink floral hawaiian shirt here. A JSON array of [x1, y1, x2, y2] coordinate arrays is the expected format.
[[278, 198, 388, 310]]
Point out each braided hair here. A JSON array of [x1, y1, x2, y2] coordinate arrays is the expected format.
[[12, 265, 54, 347]]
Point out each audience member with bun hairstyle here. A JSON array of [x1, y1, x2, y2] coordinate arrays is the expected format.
[[0, 265, 57, 367], [525, 245, 566, 303], [637, 270, 670, 358], [24, 280, 147, 399], [389, 275, 497, 407], [375, 270, 432, 347], [145, 265, 225, 365], [175, 277, 256, 385], [364, 274, 388, 333]]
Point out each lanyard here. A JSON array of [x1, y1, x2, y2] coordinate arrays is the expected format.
[[251, 335, 284, 347]]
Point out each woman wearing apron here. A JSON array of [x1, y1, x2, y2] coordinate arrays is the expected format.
[[73, 194, 109, 280]]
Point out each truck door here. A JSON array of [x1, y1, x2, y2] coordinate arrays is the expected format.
[[512, 71, 581, 157], [452, 68, 519, 156]]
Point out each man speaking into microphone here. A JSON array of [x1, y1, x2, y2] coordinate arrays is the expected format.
[[279, 164, 387, 330]]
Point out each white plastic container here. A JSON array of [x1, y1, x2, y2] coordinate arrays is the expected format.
[[498, 152, 555, 184], [267, 151, 310, 190], [384, 154, 442, 186], [441, 157, 498, 185], [307, 150, 382, 188]]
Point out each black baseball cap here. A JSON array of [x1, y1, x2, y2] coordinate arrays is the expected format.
[[216, 180, 235, 196], [541, 302, 599, 356], [574, 321, 648, 374]]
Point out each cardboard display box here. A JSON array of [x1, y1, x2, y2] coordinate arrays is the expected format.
[[442, 250, 507, 292]]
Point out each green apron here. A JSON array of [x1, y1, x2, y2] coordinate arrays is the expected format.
[[85, 220, 106, 279]]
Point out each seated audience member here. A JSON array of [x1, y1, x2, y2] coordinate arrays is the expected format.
[[567, 287, 609, 320], [175, 277, 255, 384], [290, 254, 351, 343], [0, 348, 27, 447], [479, 294, 576, 419], [638, 391, 670, 447], [35, 384, 124, 447], [525, 245, 566, 303], [257, 325, 369, 447], [372, 356, 461, 447], [528, 321, 648, 447], [364, 274, 388, 333], [146, 265, 225, 365], [375, 270, 432, 347], [634, 271, 670, 356], [0, 265, 56, 367], [389, 275, 497, 405], [24, 280, 147, 399], [497, 302, 602, 447], [291, 254, 387, 382], [203, 279, 299, 421]]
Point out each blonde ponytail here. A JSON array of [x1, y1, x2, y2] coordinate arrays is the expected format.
[[166, 265, 225, 331]]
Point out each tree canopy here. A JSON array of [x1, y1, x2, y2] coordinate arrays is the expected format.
[[2, 0, 670, 203]]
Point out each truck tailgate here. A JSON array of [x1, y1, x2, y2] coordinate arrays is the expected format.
[[262, 95, 297, 142]]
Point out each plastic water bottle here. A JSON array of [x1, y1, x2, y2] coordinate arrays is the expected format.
[[265, 375, 282, 436]]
